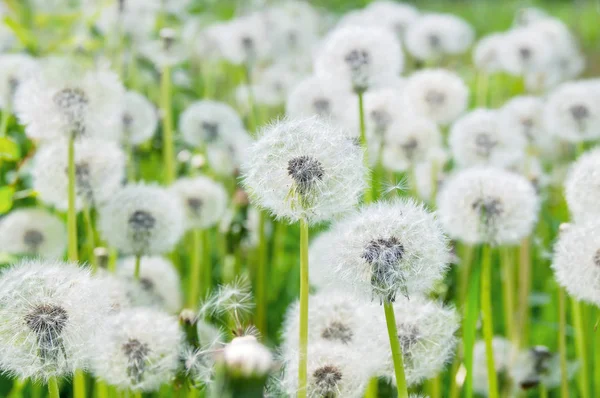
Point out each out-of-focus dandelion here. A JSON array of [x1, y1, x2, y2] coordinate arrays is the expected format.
[[179, 100, 245, 148]]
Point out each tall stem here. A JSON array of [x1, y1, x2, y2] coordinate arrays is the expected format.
[[67, 136, 78, 262], [297, 218, 309, 398], [187, 229, 203, 308], [517, 238, 531, 347], [364, 378, 378, 398], [500, 247, 515, 341], [243, 65, 258, 135], [160, 66, 175, 184], [594, 311, 600, 396], [383, 301, 409, 398], [73, 370, 85, 398], [133, 254, 142, 280], [83, 205, 96, 272], [96, 380, 109, 398], [572, 299, 590, 398], [357, 91, 372, 204], [0, 106, 10, 137], [255, 211, 267, 335], [481, 244, 498, 398], [463, 245, 482, 398], [558, 288, 569, 398], [48, 377, 60, 398]]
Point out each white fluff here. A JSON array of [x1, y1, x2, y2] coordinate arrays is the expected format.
[[405, 13, 474, 61], [170, 176, 228, 230], [122, 91, 158, 145]]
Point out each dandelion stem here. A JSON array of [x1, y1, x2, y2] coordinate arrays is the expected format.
[[572, 298, 590, 398], [517, 237, 531, 347], [539, 383, 548, 398], [0, 107, 10, 137], [160, 65, 175, 184], [73, 370, 85, 398], [594, 313, 600, 396], [187, 229, 203, 309], [357, 91, 372, 204], [255, 211, 267, 335], [500, 247, 515, 341], [383, 301, 409, 398], [7, 378, 26, 398], [463, 245, 482, 398], [481, 244, 498, 398], [364, 377, 378, 398], [67, 136, 78, 262], [297, 218, 309, 398], [47, 377, 60, 398], [429, 374, 441, 398], [242, 65, 258, 135], [133, 254, 142, 280], [133, 392, 142, 398], [83, 205, 97, 272], [96, 380, 109, 398], [558, 287, 570, 398], [125, 137, 136, 182]]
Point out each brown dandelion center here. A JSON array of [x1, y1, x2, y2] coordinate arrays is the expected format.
[[241, 36, 255, 60], [593, 249, 600, 267], [362, 237, 406, 303], [425, 90, 446, 107], [313, 365, 343, 397], [428, 34, 441, 49], [161, 32, 176, 51], [122, 338, 151, 385], [474, 133, 498, 157], [313, 98, 331, 115], [472, 197, 503, 229], [123, 112, 134, 128], [23, 229, 44, 251], [140, 277, 155, 291], [118, 0, 126, 12], [400, 137, 419, 160], [287, 155, 324, 195], [370, 109, 392, 134], [187, 197, 204, 215], [321, 321, 353, 344], [398, 324, 420, 360], [570, 104, 589, 122], [54, 87, 88, 113], [519, 46, 532, 60], [25, 304, 69, 364], [129, 210, 156, 231], [201, 121, 219, 142], [344, 48, 370, 87]]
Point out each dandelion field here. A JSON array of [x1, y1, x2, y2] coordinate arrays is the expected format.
[[0, 0, 600, 398]]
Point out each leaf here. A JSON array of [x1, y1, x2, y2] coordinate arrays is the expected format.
[[0, 186, 14, 214], [0, 137, 20, 161]]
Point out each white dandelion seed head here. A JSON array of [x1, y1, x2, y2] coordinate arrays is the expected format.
[[90, 308, 183, 392], [437, 167, 540, 245], [183, 321, 223, 386], [509, 346, 576, 392], [473, 33, 506, 73], [180, 100, 245, 148], [252, 63, 303, 107], [121, 91, 158, 145], [282, 342, 373, 398], [96, 0, 159, 42], [498, 27, 554, 76], [92, 270, 133, 313], [264, 7, 319, 60], [360, 87, 407, 149], [14, 61, 125, 142], [242, 117, 366, 224], [513, 155, 550, 191], [206, 131, 253, 177], [222, 335, 274, 378], [499, 96, 549, 150], [32, 139, 125, 211], [0, 208, 67, 259], [529, 18, 578, 58], [0, 259, 112, 381], [543, 81, 600, 143], [183, 21, 225, 61], [117, 256, 182, 314], [314, 26, 403, 93], [513, 7, 549, 27], [286, 75, 354, 124], [98, 183, 185, 256], [403, 69, 469, 125], [413, 153, 449, 202], [217, 14, 271, 66], [363, 1, 420, 40], [140, 29, 188, 68], [281, 290, 379, 355], [328, 199, 450, 303], [382, 117, 443, 172], [170, 176, 228, 230], [0, 53, 38, 110], [405, 13, 474, 61], [373, 297, 459, 386], [308, 228, 341, 291], [449, 108, 527, 169], [473, 337, 515, 396], [564, 149, 600, 223]]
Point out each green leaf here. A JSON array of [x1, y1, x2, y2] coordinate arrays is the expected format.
[[0, 186, 14, 214], [0, 137, 20, 161], [3, 17, 36, 51]]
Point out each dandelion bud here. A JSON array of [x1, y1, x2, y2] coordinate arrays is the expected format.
[[32, 139, 125, 211], [217, 15, 271, 66], [328, 200, 450, 303], [91, 308, 183, 392], [437, 167, 539, 245], [242, 117, 366, 224], [403, 69, 469, 125], [0, 53, 38, 110], [98, 183, 185, 256], [179, 100, 245, 148], [315, 26, 403, 93], [449, 109, 526, 169], [121, 91, 158, 145], [170, 176, 228, 230], [0, 259, 111, 381], [0, 208, 66, 259], [221, 335, 273, 378]]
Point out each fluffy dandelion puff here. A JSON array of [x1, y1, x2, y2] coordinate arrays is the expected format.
[[140, 28, 188, 68], [372, 297, 459, 386], [449, 108, 526, 169], [437, 167, 539, 245], [403, 68, 469, 125], [543, 81, 600, 143], [221, 335, 274, 378], [98, 183, 185, 256], [14, 61, 124, 141], [206, 132, 253, 177], [498, 27, 553, 76], [327, 199, 450, 302], [96, 0, 159, 42], [509, 346, 577, 392], [170, 176, 228, 230], [0, 208, 67, 259], [0, 259, 111, 381], [90, 308, 183, 392], [286, 75, 353, 122], [121, 91, 158, 145], [216, 14, 271, 66], [308, 229, 341, 291], [93, 270, 133, 313], [0, 53, 38, 110], [405, 13, 474, 61], [473, 33, 506, 73], [472, 337, 515, 396], [242, 117, 366, 224], [179, 100, 245, 148], [564, 149, 600, 223], [315, 26, 403, 93], [364, 1, 420, 39], [32, 138, 125, 211], [360, 87, 407, 151], [117, 256, 182, 313], [499, 96, 552, 153]]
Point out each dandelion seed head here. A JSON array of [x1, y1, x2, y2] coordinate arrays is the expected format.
[[405, 13, 474, 61], [217, 14, 271, 66], [363, 1, 420, 39], [0, 53, 38, 110], [472, 337, 515, 396], [222, 335, 274, 378], [96, 0, 159, 41], [473, 33, 506, 73], [510, 346, 577, 391], [170, 176, 228, 230], [564, 149, 600, 223], [499, 27, 553, 76], [500, 96, 551, 152], [180, 100, 245, 148], [286, 75, 353, 123], [121, 91, 157, 145]]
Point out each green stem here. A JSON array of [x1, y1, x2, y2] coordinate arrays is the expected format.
[[255, 211, 267, 335], [517, 238, 531, 347], [160, 66, 175, 184], [133, 392, 142, 398], [67, 136, 78, 262], [539, 383, 548, 398], [383, 301, 408, 398], [48, 377, 60, 398], [203, 228, 212, 295], [476, 71, 488, 107], [83, 205, 96, 272], [500, 247, 515, 341], [481, 244, 498, 398], [134, 254, 142, 280], [7, 378, 26, 398], [73, 370, 85, 398], [243, 65, 258, 135], [429, 374, 441, 398], [595, 312, 600, 396], [572, 299, 590, 398], [187, 229, 203, 309], [357, 91, 372, 204], [364, 377, 378, 398], [96, 380, 109, 398], [558, 288, 569, 398], [448, 358, 460, 398], [463, 246, 482, 398], [297, 218, 309, 398], [0, 107, 10, 137]]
